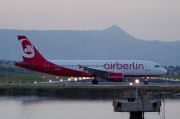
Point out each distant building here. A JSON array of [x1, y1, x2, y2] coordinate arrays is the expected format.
[[9, 61, 15, 66]]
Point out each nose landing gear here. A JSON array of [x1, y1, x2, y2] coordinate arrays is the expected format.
[[144, 77, 148, 84]]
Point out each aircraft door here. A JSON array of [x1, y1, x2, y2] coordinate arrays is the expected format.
[[145, 62, 150, 71], [44, 61, 49, 70]]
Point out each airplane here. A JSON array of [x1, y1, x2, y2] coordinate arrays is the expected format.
[[15, 36, 167, 84]]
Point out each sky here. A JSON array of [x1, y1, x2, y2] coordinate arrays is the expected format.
[[0, 0, 180, 42]]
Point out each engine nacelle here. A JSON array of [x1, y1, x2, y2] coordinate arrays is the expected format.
[[106, 72, 124, 82]]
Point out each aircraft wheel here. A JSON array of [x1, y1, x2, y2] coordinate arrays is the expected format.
[[144, 81, 148, 84], [92, 79, 98, 84], [144, 77, 148, 85]]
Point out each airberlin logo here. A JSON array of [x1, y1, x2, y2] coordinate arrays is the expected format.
[[23, 45, 35, 58], [21, 40, 35, 58], [24, 45, 34, 54], [103, 62, 144, 70]]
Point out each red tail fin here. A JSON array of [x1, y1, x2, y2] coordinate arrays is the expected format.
[[18, 36, 45, 63]]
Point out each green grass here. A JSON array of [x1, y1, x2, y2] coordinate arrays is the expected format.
[[0, 74, 68, 83], [0, 74, 179, 83]]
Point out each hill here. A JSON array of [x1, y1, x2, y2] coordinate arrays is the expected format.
[[0, 25, 180, 66]]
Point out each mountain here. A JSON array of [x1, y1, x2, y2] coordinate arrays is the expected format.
[[0, 25, 180, 66]]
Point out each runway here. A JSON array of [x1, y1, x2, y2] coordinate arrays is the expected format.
[[0, 81, 180, 87], [37, 80, 180, 86], [1, 79, 180, 87]]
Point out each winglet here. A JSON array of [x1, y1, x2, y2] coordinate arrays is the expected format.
[[78, 64, 83, 69]]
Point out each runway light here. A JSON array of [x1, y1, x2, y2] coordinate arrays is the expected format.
[[135, 79, 139, 101], [34, 81, 37, 84], [60, 79, 62, 82], [74, 78, 77, 81], [135, 79, 139, 84]]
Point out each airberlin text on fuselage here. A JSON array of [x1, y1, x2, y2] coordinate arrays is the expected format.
[[103, 62, 144, 70]]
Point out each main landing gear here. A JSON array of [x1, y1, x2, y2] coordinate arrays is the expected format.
[[92, 79, 98, 84], [92, 75, 100, 84]]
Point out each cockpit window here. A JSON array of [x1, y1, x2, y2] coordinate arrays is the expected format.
[[155, 65, 160, 68]]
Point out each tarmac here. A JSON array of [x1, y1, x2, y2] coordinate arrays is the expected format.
[[1, 78, 180, 87]]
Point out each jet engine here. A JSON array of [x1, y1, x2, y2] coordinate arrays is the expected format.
[[102, 72, 124, 82]]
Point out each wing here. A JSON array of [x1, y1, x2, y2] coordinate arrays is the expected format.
[[83, 66, 110, 76]]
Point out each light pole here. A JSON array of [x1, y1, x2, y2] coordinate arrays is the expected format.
[[135, 79, 139, 101]]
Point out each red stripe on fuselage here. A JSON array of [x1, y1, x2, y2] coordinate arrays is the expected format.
[[15, 61, 91, 77]]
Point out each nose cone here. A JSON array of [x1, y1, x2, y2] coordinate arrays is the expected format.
[[162, 68, 167, 75]]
